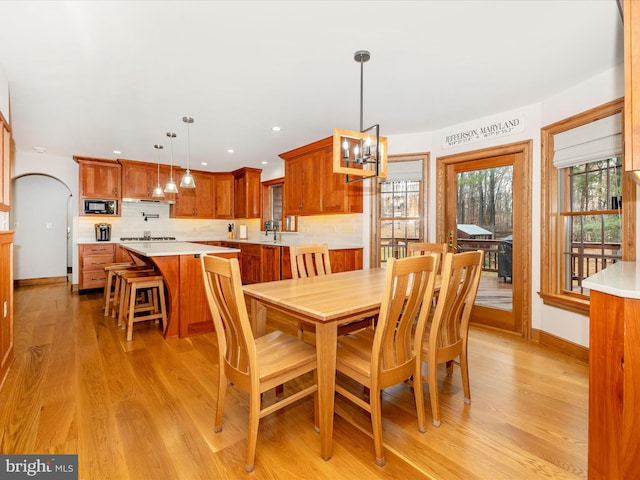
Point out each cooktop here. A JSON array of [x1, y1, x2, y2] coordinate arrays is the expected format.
[[119, 236, 177, 241]]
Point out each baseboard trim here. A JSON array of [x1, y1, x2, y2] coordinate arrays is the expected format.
[[14, 276, 68, 287], [532, 328, 589, 363]]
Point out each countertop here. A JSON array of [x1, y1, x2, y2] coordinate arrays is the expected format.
[[583, 261, 640, 299], [120, 241, 240, 257], [77, 238, 364, 250]]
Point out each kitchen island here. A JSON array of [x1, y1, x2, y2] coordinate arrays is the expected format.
[[583, 262, 640, 479], [120, 242, 240, 338]]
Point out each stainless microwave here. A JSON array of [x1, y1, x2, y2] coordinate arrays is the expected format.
[[83, 199, 117, 215]]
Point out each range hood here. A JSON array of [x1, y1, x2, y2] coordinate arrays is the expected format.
[[121, 198, 175, 205]]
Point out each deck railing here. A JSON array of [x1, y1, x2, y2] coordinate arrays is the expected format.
[[567, 242, 621, 294], [380, 238, 504, 273]]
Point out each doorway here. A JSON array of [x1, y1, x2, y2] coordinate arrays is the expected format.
[[11, 174, 72, 284], [436, 141, 532, 337]]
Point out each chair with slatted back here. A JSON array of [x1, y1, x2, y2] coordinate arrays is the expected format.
[[289, 244, 332, 279], [407, 242, 448, 258], [201, 254, 318, 472], [408, 242, 449, 307], [420, 250, 483, 427], [334, 253, 439, 466], [290, 244, 373, 340]]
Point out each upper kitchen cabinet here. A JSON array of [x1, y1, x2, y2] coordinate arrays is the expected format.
[[280, 136, 362, 216], [233, 167, 261, 219], [624, 0, 640, 174], [213, 173, 234, 219], [119, 159, 177, 203], [170, 169, 214, 218], [75, 156, 122, 200], [0, 114, 10, 211]]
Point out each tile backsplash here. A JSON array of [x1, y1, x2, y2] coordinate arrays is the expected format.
[[76, 203, 363, 247]]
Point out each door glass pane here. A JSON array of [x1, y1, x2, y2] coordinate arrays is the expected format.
[[456, 165, 513, 311]]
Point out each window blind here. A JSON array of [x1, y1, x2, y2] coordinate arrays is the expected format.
[[553, 113, 622, 169], [384, 160, 423, 182]]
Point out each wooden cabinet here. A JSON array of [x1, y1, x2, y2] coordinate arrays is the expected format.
[[213, 173, 234, 219], [120, 159, 157, 199], [588, 288, 640, 479], [171, 170, 214, 218], [329, 248, 364, 272], [206, 240, 361, 284], [75, 157, 121, 201], [119, 159, 176, 202], [280, 136, 362, 216], [238, 243, 262, 284], [0, 232, 14, 389], [78, 243, 115, 290], [0, 116, 10, 211], [233, 167, 262, 219], [261, 244, 281, 282], [624, 0, 640, 173]]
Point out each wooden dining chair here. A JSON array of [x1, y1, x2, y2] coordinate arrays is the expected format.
[[420, 250, 483, 427], [334, 254, 439, 466], [201, 254, 318, 472], [407, 242, 448, 257], [289, 244, 332, 279], [290, 244, 374, 340]]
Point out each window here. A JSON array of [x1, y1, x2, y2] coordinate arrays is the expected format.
[[540, 98, 635, 313], [560, 157, 622, 298], [372, 154, 428, 267], [379, 179, 422, 262]]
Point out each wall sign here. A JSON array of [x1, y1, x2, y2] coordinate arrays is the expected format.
[[442, 114, 525, 149]]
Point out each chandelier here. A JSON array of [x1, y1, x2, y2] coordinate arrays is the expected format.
[[333, 50, 387, 183]]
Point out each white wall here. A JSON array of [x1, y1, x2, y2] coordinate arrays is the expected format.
[[11, 174, 70, 280]]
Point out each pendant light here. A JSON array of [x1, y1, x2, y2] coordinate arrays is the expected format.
[[179, 116, 196, 188], [164, 132, 179, 194], [333, 50, 387, 183], [152, 144, 165, 197]]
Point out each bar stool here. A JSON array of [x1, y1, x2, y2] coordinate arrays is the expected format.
[[103, 262, 134, 316], [118, 271, 167, 341], [110, 265, 155, 319]]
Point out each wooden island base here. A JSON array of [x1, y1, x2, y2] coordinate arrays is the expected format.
[[122, 242, 239, 338]]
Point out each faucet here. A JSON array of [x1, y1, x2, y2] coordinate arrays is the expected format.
[[265, 220, 279, 241]]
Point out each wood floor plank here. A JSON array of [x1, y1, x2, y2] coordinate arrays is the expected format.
[[0, 282, 589, 479]]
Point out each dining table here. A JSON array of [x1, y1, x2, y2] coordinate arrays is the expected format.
[[242, 268, 388, 461]]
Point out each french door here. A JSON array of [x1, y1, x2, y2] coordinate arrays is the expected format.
[[437, 142, 531, 337]]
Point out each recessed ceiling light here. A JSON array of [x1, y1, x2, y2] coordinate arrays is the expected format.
[[227, 149, 235, 154], [271, 126, 281, 132], [200, 162, 208, 166], [113, 150, 121, 155], [33, 146, 46, 153], [261, 161, 268, 165]]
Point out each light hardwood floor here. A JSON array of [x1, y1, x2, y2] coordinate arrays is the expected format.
[[0, 282, 588, 479]]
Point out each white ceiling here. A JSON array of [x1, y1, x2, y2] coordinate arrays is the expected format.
[[0, 0, 623, 173]]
